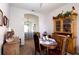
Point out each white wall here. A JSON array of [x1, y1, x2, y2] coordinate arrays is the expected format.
[[9, 6, 47, 45], [0, 3, 10, 18], [0, 3, 10, 44], [46, 3, 79, 53]]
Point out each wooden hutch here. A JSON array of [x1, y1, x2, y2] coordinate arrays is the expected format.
[[53, 6, 78, 54]]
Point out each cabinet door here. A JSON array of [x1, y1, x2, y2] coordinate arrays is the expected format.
[[56, 21, 60, 32], [63, 19, 72, 32], [67, 38, 75, 54]]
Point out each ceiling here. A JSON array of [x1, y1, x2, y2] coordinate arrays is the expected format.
[[10, 3, 67, 14]]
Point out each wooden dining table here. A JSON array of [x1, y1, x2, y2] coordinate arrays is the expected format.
[[39, 38, 57, 54]]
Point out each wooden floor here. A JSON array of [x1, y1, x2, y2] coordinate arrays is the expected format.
[[20, 39, 35, 55], [19, 39, 73, 55]]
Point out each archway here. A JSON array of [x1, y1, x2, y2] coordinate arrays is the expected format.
[[24, 14, 39, 40]]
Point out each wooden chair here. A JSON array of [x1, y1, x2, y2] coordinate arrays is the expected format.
[[48, 34, 69, 55], [40, 44, 48, 55], [33, 32, 41, 54], [33, 32, 47, 55]]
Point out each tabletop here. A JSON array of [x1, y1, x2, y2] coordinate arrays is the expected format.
[[39, 38, 57, 49]]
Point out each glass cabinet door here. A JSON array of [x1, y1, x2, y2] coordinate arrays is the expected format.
[[63, 19, 71, 32], [56, 21, 60, 31]]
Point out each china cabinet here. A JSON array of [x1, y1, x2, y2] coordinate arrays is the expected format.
[[53, 6, 78, 54]]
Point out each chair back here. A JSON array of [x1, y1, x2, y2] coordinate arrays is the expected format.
[[33, 32, 40, 52], [61, 35, 70, 54], [55, 34, 69, 54]]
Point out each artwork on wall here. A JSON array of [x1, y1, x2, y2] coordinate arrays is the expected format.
[[3, 16, 8, 27], [0, 9, 9, 27], [0, 9, 3, 26]]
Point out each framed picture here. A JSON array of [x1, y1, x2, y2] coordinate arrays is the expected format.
[[0, 9, 3, 26], [3, 16, 8, 26]]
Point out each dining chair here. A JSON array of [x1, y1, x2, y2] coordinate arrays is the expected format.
[[40, 44, 48, 55], [33, 32, 41, 54], [48, 35, 52, 38], [48, 35, 69, 55], [33, 32, 48, 55]]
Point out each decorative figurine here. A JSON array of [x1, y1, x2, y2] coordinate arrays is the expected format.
[[71, 6, 77, 14]]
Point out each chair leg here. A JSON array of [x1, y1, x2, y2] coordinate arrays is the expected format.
[[34, 50, 42, 55]]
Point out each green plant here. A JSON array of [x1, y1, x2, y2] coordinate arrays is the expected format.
[[63, 11, 71, 17], [57, 13, 63, 18], [56, 11, 71, 19]]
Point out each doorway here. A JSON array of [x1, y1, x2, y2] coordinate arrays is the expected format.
[[24, 14, 39, 40]]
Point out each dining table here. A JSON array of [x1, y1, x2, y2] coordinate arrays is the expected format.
[[39, 38, 57, 54]]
